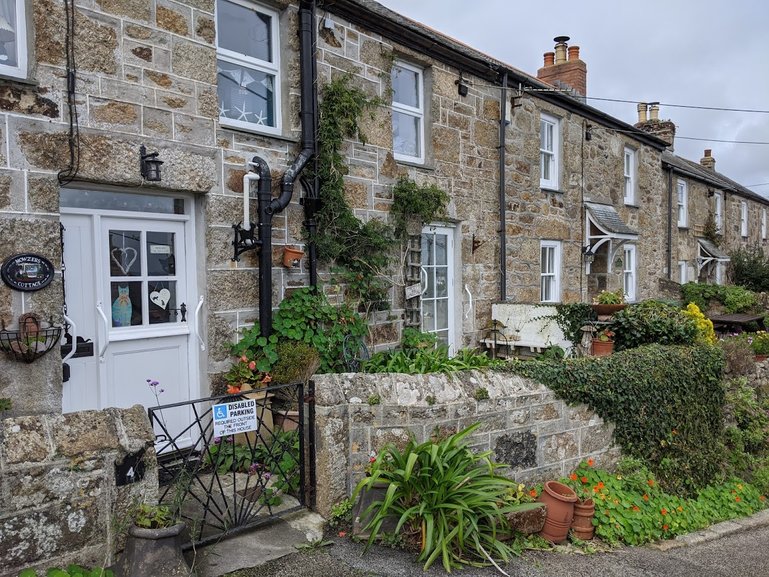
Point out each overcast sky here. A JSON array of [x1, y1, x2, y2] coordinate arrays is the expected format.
[[377, 0, 769, 195]]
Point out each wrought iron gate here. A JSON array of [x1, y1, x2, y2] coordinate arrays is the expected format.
[[147, 380, 315, 548]]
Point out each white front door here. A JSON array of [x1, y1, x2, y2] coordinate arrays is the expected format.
[[60, 190, 200, 443], [421, 225, 456, 351]]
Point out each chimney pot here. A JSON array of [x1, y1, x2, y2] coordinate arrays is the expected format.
[[568, 46, 580, 60], [553, 35, 569, 65], [704, 149, 712, 157], [649, 103, 660, 121], [543, 52, 554, 67], [700, 149, 716, 170], [637, 102, 648, 123]]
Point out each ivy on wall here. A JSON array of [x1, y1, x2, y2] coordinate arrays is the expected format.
[[508, 344, 726, 496]]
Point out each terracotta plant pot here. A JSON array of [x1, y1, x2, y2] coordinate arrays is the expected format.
[[591, 304, 626, 317], [282, 246, 304, 268], [273, 409, 300, 432], [571, 498, 595, 540], [537, 480, 578, 543], [592, 339, 614, 356]]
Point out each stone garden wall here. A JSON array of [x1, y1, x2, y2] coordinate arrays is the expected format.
[[0, 405, 157, 577], [313, 370, 620, 517]]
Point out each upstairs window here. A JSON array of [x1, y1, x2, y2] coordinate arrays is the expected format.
[[0, 0, 28, 79], [540, 113, 560, 190], [540, 240, 561, 303], [714, 191, 723, 233], [623, 148, 636, 205], [392, 61, 424, 164], [216, 0, 281, 134], [623, 244, 637, 302], [676, 179, 687, 227], [741, 201, 748, 237]]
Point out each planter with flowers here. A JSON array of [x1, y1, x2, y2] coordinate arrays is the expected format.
[[750, 331, 769, 362], [591, 289, 626, 318], [592, 328, 615, 356]]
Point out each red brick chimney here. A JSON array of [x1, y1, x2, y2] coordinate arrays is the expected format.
[[634, 102, 677, 151], [536, 36, 587, 98], [700, 149, 716, 170]]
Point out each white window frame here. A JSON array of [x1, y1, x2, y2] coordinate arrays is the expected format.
[[623, 244, 637, 302], [216, 0, 282, 135], [540, 113, 560, 190], [762, 208, 767, 240], [0, 0, 28, 80], [741, 201, 748, 237], [678, 260, 687, 284], [676, 179, 687, 227], [623, 147, 636, 205], [391, 60, 425, 164], [714, 191, 723, 234], [540, 240, 561, 303]]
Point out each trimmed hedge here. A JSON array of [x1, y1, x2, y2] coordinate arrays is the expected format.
[[508, 344, 725, 495]]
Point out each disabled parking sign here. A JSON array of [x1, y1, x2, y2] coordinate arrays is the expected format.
[[212, 398, 258, 437]]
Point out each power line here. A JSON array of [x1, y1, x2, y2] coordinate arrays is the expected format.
[[747, 183, 769, 188], [583, 95, 769, 114], [676, 136, 769, 145]]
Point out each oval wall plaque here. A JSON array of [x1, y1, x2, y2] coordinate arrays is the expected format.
[[1, 253, 56, 292]]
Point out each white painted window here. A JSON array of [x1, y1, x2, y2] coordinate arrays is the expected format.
[[714, 192, 723, 233], [540, 113, 560, 190], [623, 244, 637, 302], [623, 148, 636, 205], [762, 208, 767, 240], [0, 0, 28, 79], [679, 260, 687, 284], [741, 201, 748, 237], [677, 179, 687, 227], [216, 0, 281, 134], [716, 262, 724, 285], [540, 240, 561, 303], [392, 61, 425, 164]]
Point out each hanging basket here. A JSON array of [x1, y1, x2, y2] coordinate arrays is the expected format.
[[0, 313, 63, 363]]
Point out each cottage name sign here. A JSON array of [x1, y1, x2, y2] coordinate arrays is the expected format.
[[1, 253, 55, 292]]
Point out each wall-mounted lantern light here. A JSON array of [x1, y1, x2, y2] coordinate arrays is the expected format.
[[582, 246, 595, 265], [140, 145, 163, 182], [455, 72, 468, 97]]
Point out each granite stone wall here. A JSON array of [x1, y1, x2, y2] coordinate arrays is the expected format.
[[0, 405, 157, 576], [312, 370, 619, 517]]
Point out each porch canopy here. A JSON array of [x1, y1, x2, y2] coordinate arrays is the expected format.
[[584, 201, 639, 272], [697, 237, 730, 273]]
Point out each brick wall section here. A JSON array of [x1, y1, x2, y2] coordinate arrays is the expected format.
[[312, 370, 619, 517], [0, 405, 157, 576]]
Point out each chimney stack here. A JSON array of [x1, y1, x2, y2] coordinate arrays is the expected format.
[[536, 35, 587, 98], [700, 149, 716, 170], [634, 101, 676, 151]]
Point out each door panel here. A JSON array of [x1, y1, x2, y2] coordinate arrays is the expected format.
[[421, 226, 455, 351]]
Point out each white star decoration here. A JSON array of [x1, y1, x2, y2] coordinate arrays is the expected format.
[[218, 104, 230, 118], [253, 110, 267, 125], [233, 102, 251, 121]]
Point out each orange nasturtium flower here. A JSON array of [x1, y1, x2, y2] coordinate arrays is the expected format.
[[587, 458, 595, 467], [529, 488, 538, 498], [735, 496, 741, 502], [632, 505, 640, 512], [663, 524, 669, 531], [581, 476, 589, 484], [647, 479, 655, 487], [570, 473, 578, 481], [660, 508, 668, 516], [760, 495, 766, 502]]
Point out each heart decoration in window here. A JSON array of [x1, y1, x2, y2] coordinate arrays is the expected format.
[[111, 247, 138, 276], [150, 288, 171, 310]]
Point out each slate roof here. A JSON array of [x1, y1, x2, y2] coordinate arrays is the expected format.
[[585, 202, 638, 236], [698, 238, 730, 260]]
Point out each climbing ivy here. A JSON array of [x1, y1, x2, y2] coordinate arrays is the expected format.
[[507, 344, 726, 496]]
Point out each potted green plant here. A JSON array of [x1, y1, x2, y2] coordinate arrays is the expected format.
[[592, 327, 615, 356], [113, 503, 194, 577], [592, 289, 626, 317], [750, 331, 769, 361], [270, 340, 320, 431]]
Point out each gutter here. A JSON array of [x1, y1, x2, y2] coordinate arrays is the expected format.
[[498, 71, 508, 301], [667, 165, 673, 281]]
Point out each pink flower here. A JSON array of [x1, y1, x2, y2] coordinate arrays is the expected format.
[[248, 361, 256, 371]]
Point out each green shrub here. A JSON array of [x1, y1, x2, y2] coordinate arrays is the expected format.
[[400, 328, 438, 352], [730, 246, 769, 292], [354, 423, 540, 571], [19, 567, 113, 577], [719, 335, 756, 376], [609, 301, 698, 351], [751, 460, 769, 496], [680, 282, 758, 314], [509, 344, 725, 495], [544, 303, 596, 346]]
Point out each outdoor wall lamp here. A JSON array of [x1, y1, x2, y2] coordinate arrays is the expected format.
[[455, 72, 469, 97], [140, 145, 164, 182], [582, 246, 595, 264]]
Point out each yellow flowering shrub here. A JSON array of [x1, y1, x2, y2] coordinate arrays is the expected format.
[[683, 302, 716, 345]]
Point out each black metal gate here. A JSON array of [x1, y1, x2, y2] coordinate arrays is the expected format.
[[147, 380, 315, 548]]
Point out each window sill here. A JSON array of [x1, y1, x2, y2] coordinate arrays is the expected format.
[[396, 158, 435, 171], [219, 121, 300, 145], [0, 74, 38, 87], [677, 225, 689, 230], [624, 203, 640, 209], [541, 187, 565, 194]]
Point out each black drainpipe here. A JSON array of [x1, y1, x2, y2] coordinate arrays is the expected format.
[[256, 0, 317, 337], [666, 165, 673, 280], [498, 71, 508, 301]]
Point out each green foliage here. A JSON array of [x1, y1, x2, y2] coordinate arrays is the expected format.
[[363, 346, 501, 374], [270, 340, 320, 385], [723, 378, 769, 477], [354, 423, 541, 571], [328, 497, 355, 530], [546, 303, 597, 346], [751, 460, 769, 497], [367, 394, 381, 406], [595, 289, 624, 305], [390, 176, 449, 239], [609, 301, 698, 351], [719, 334, 756, 376], [680, 282, 758, 314], [509, 344, 725, 495], [0, 397, 10, 411], [19, 567, 114, 577], [730, 245, 769, 292], [134, 503, 175, 529], [474, 387, 489, 401], [750, 331, 769, 355], [400, 328, 437, 352], [313, 74, 392, 311], [563, 459, 766, 546], [233, 288, 366, 374]]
